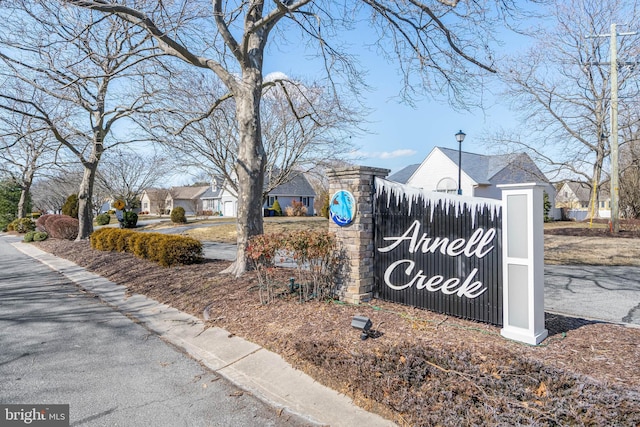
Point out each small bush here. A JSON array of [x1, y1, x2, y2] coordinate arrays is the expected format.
[[247, 230, 339, 304], [30, 212, 42, 219], [120, 211, 138, 228], [8, 218, 36, 233], [47, 215, 79, 240], [320, 192, 330, 219], [33, 231, 48, 241], [90, 228, 202, 266], [24, 231, 47, 242], [271, 199, 282, 216], [62, 194, 79, 218], [284, 200, 308, 217], [171, 206, 187, 224], [96, 213, 111, 226]]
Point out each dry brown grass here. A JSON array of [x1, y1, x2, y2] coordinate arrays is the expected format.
[[544, 235, 640, 266], [144, 217, 640, 266], [172, 217, 328, 243]]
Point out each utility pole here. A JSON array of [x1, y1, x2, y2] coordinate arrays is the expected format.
[[590, 23, 637, 233], [610, 23, 620, 233]]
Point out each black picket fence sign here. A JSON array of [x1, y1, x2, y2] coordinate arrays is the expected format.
[[373, 179, 504, 326]]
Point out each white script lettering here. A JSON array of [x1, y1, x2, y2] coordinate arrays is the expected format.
[[378, 220, 495, 258], [383, 260, 487, 298]]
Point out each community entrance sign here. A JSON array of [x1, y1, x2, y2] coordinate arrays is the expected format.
[[327, 166, 547, 345], [374, 178, 503, 325]]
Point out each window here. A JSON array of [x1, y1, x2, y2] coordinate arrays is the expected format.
[[299, 197, 309, 206], [268, 196, 278, 206], [143, 202, 148, 210], [436, 177, 457, 194]]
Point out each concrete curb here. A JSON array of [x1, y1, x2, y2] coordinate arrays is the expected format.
[[13, 241, 395, 427]]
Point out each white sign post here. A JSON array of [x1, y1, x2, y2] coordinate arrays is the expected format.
[[499, 183, 548, 345]]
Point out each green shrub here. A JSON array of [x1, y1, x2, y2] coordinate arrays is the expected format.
[[121, 211, 138, 228], [8, 218, 36, 233], [96, 213, 111, 226], [62, 194, 79, 218], [23, 231, 36, 242], [33, 231, 48, 241], [320, 192, 330, 219], [271, 199, 282, 216], [171, 206, 187, 224], [90, 228, 202, 266]]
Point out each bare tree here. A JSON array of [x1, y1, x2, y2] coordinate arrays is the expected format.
[[31, 171, 84, 214], [496, 0, 640, 219], [65, 0, 533, 275], [150, 72, 360, 199], [96, 148, 171, 208], [0, 2, 164, 239], [619, 131, 640, 219], [0, 106, 59, 218]]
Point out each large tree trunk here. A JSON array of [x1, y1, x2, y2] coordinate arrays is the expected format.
[[76, 162, 98, 240], [17, 169, 35, 219], [222, 71, 266, 276], [17, 189, 28, 219]]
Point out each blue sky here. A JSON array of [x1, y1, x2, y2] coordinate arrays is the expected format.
[[260, 10, 535, 176]]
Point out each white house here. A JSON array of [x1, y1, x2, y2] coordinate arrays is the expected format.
[[389, 147, 560, 218]]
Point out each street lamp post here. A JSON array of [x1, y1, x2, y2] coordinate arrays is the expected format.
[[455, 130, 466, 195]]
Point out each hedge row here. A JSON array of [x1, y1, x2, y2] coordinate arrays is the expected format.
[[90, 228, 203, 267], [7, 218, 36, 233], [36, 214, 79, 240]]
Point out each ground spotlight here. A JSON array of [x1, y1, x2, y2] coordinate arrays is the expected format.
[[351, 315, 373, 340]]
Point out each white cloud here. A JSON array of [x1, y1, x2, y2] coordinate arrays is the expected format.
[[350, 149, 417, 159]]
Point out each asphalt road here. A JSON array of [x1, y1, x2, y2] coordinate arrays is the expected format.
[[0, 235, 308, 427]]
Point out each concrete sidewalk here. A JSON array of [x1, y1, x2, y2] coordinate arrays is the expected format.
[[12, 240, 394, 427]]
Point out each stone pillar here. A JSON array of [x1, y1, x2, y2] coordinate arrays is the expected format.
[[327, 166, 390, 304], [498, 183, 548, 345]]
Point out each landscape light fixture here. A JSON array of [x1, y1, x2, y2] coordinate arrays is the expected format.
[[351, 315, 373, 340], [455, 130, 466, 195]]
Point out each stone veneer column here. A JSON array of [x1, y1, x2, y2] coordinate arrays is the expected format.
[[327, 166, 390, 304]]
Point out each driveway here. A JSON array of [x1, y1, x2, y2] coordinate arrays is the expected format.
[[544, 265, 640, 325]]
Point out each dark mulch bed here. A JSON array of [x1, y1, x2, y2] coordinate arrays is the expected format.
[[34, 239, 640, 426]]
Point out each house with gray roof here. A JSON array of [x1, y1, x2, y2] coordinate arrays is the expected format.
[[388, 147, 560, 218], [160, 172, 316, 217], [264, 171, 316, 216], [165, 185, 210, 216], [555, 181, 610, 220]]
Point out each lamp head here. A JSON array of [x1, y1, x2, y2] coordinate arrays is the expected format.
[[455, 130, 466, 143]]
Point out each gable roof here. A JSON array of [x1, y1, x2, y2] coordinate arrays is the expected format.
[[388, 164, 420, 184], [267, 171, 316, 196], [168, 185, 208, 200], [141, 188, 168, 202], [437, 147, 549, 185], [199, 176, 225, 199], [562, 181, 610, 202]]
